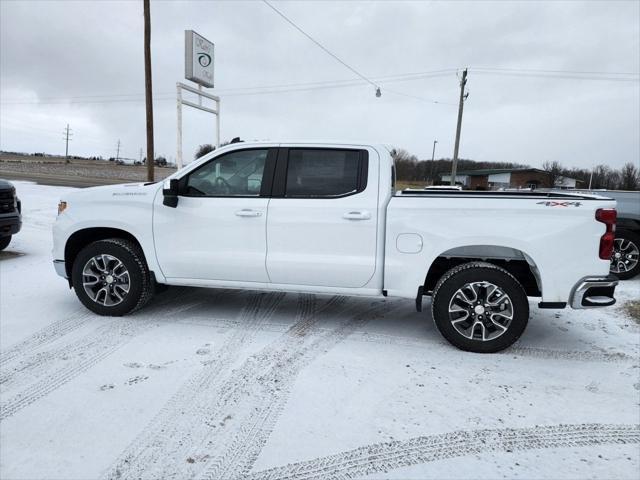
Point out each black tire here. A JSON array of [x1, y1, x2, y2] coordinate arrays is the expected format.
[[431, 262, 529, 353], [71, 238, 153, 316], [610, 229, 640, 280], [0, 236, 11, 251]]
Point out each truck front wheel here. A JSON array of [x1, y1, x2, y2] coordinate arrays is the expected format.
[[431, 262, 529, 353], [71, 238, 153, 316]]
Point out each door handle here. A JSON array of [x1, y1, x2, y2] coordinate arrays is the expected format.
[[235, 209, 262, 217], [343, 210, 371, 220]]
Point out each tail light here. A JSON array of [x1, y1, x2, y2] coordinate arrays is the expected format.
[[595, 208, 616, 260]]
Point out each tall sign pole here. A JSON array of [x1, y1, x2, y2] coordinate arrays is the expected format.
[[450, 68, 468, 186], [143, 0, 154, 181]]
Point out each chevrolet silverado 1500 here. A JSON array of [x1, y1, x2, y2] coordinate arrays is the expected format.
[[52, 142, 618, 352]]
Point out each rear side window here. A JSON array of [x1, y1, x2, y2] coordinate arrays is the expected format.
[[285, 149, 366, 198]]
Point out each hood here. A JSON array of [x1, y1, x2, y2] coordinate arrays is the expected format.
[[0, 179, 16, 191], [61, 182, 160, 203]]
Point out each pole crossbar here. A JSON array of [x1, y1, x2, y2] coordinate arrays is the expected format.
[[176, 81, 221, 170], [181, 99, 218, 114], [177, 81, 221, 101]]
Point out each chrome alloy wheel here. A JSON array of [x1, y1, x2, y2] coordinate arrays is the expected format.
[[448, 281, 514, 342], [82, 254, 131, 306], [610, 238, 639, 275]]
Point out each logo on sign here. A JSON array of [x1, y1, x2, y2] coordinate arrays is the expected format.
[[198, 53, 211, 67]]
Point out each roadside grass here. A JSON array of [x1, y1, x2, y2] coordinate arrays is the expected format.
[[623, 300, 640, 324], [396, 180, 429, 191]]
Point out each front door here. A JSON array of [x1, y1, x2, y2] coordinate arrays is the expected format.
[[266, 147, 379, 288], [153, 148, 274, 283]]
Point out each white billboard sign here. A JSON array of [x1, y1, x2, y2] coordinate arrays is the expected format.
[[185, 30, 214, 88]]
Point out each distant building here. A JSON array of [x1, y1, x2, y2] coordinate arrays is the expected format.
[[439, 168, 580, 190]]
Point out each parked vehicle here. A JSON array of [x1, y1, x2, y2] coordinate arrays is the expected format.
[[0, 179, 22, 251], [52, 142, 618, 353], [555, 189, 639, 280]]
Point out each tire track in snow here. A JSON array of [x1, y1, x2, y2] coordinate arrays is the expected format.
[[0, 308, 94, 367], [351, 332, 636, 363], [197, 298, 396, 480], [243, 423, 640, 480], [167, 318, 636, 365], [104, 294, 385, 480], [0, 288, 217, 390], [505, 345, 636, 363], [104, 291, 287, 480], [0, 288, 211, 421]]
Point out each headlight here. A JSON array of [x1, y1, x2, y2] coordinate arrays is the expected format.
[[58, 201, 68, 215]]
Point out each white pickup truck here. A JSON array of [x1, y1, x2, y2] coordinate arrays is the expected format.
[[52, 142, 619, 352]]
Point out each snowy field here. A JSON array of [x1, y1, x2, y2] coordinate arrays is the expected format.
[[1, 181, 639, 480]]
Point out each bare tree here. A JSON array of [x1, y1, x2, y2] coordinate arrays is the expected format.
[[195, 144, 215, 159], [542, 160, 564, 187], [390, 148, 418, 163], [619, 162, 639, 190]]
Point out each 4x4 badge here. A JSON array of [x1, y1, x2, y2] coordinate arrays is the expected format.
[[536, 201, 582, 207]]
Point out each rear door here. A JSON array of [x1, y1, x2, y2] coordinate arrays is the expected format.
[[266, 146, 379, 288]]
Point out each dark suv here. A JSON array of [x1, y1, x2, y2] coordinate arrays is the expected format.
[[0, 179, 22, 251]]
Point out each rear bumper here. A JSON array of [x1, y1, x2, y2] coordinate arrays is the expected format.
[[0, 215, 21, 237], [569, 275, 618, 309]]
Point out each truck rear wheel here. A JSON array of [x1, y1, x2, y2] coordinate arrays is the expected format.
[[610, 229, 640, 280], [431, 262, 529, 353], [71, 238, 153, 316]]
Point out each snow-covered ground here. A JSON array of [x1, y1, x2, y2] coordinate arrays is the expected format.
[[1, 181, 639, 480]]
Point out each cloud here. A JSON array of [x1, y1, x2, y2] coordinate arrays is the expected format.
[[1, 0, 638, 168]]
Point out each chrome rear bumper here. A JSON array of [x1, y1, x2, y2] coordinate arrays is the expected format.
[[569, 275, 618, 309]]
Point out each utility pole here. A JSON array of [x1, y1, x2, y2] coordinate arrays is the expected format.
[[63, 124, 72, 161], [450, 68, 468, 186], [143, 0, 154, 181], [116, 140, 121, 162], [429, 139, 438, 184]]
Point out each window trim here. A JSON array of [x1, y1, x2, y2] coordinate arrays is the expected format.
[[178, 148, 277, 198], [271, 147, 369, 199]]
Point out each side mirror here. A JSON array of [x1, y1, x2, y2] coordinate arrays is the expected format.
[[163, 178, 180, 208]]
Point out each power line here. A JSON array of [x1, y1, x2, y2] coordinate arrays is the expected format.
[[471, 66, 639, 76], [3, 66, 634, 104], [472, 70, 639, 82], [262, 0, 381, 95], [384, 88, 457, 106], [0, 69, 457, 104], [2, 65, 637, 107]]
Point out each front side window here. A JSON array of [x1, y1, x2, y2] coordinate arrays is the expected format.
[[185, 149, 268, 196], [285, 149, 363, 197]]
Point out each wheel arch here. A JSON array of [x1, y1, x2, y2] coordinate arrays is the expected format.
[[617, 217, 640, 233], [423, 245, 542, 298], [64, 227, 144, 281]]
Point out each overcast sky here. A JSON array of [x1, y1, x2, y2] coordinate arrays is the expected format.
[[1, 0, 638, 168]]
